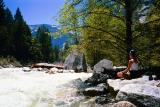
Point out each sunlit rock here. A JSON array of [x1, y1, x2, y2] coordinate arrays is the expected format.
[[112, 101, 137, 107], [94, 59, 113, 73], [116, 84, 160, 107], [64, 50, 87, 72]]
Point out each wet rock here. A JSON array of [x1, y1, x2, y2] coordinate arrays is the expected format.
[[95, 94, 115, 105], [80, 98, 95, 107], [49, 67, 58, 74], [22, 67, 31, 72], [112, 101, 137, 107], [83, 83, 108, 96], [85, 73, 112, 85], [93, 59, 113, 74], [116, 84, 160, 107], [64, 50, 87, 72]]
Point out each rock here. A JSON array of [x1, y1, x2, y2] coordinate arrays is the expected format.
[[64, 50, 87, 72], [42, 68, 49, 72], [37, 67, 43, 71], [87, 66, 94, 73], [57, 69, 63, 73], [157, 83, 160, 87], [3, 64, 14, 68], [22, 67, 31, 72], [116, 84, 160, 107], [80, 98, 95, 107], [95, 94, 115, 105], [0, 66, 3, 69], [108, 78, 160, 91], [82, 83, 108, 96], [48, 67, 58, 74], [112, 101, 137, 107], [85, 73, 112, 85], [93, 59, 113, 73], [63, 70, 75, 73]]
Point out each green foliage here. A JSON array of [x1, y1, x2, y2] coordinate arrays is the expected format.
[[29, 38, 43, 62], [58, 0, 158, 67]]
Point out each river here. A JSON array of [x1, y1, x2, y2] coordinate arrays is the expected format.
[[0, 68, 92, 107]]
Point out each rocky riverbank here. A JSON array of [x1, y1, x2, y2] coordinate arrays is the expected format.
[[82, 59, 160, 107]]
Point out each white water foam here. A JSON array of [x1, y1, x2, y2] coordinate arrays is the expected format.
[[0, 68, 92, 107]]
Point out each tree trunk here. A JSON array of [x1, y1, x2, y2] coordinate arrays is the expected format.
[[125, 0, 133, 62]]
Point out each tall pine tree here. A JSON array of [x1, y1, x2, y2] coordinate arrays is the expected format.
[[0, 0, 8, 56], [13, 8, 32, 62], [36, 25, 54, 62]]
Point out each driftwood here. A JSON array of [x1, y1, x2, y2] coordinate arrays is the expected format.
[[31, 63, 64, 69]]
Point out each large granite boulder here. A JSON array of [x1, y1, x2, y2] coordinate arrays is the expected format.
[[116, 84, 160, 107], [94, 59, 113, 73], [64, 50, 87, 72], [85, 59, 115, 85]]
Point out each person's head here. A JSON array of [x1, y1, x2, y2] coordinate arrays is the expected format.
[[129, 49, 136, 59]]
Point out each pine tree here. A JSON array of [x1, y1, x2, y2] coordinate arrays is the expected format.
[[0, 0, 5, 25], [0, 0, 8, 56], [36, 25, 54, 62], [5, 8, 14, 55], [13, 8, 32, 62]]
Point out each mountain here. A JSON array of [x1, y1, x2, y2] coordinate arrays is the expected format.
[[29, 24, 69, 48]]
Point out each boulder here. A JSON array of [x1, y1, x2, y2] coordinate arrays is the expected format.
[[116, 84, 160, 107], [112, 101, 137, 107], [95, 93, 115, 105], [85, 73, 112, 85], [64, 50, 87, 72], [93, 59, 113, 73], [82, 83, 108, 96], [48, 67, 58, 74]]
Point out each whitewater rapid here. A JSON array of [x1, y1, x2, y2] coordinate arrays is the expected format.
[[0, 68, 92, 107]]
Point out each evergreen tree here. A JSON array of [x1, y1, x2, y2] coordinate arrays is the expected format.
[[5, 8, 14, 55], [0, 0, 5, 25], [13, 8, 32, 62], [30, 38, 43, 62], [53, 46, 60, 61], [36, 26, 54, 62], [0, 0, 8, 56]]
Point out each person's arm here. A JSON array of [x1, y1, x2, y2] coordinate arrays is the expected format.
[[121, 59, 133, 74], [117, 59, 134, 78]]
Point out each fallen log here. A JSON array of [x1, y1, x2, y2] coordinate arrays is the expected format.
[[31, 63, 64, 69]]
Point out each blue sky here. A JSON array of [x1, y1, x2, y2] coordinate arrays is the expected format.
[[4, 0, 64, 25]]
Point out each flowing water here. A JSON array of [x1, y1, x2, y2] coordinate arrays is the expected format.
[[0, 68, 92, 107]]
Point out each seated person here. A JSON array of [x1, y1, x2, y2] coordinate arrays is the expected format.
[[117, 50, 139, 79]]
